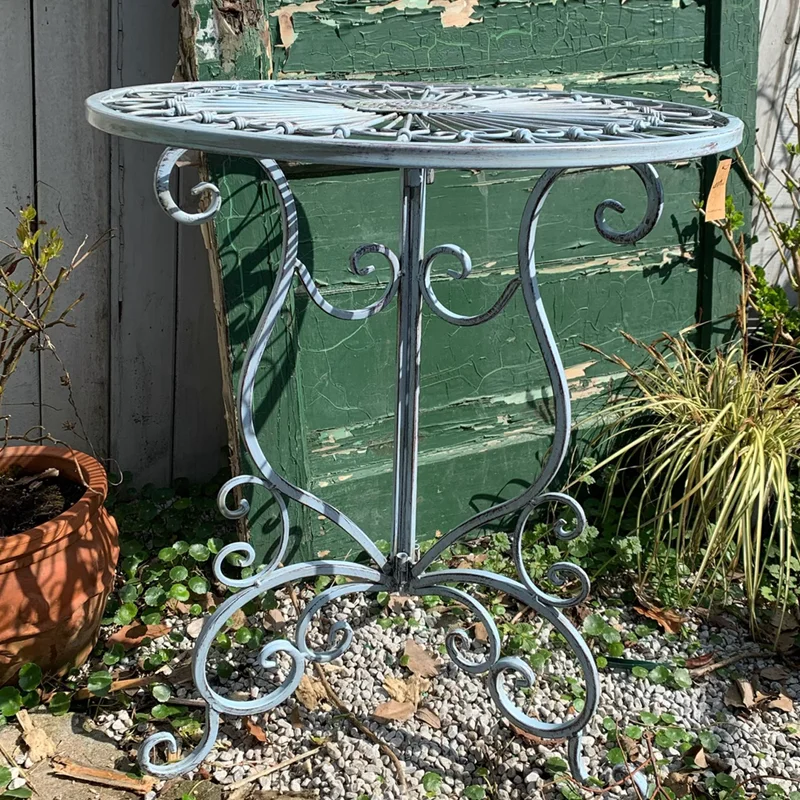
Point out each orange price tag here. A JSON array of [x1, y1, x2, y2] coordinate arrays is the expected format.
[[704, 158, 733, 222]]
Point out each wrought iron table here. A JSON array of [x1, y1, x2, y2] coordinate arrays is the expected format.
[[86, 81, 742, 793]]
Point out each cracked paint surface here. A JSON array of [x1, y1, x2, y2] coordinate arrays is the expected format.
[[183, 0, 759, 560]]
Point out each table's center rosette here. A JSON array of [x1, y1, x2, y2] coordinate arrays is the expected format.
[[86, 79, 743, 167], [342, 97, 490, 115]]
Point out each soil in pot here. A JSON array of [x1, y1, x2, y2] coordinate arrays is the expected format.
[[0, 466, 84, 537]]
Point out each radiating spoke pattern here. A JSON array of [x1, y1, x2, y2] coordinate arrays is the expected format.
[[91, 80, 739, 156]]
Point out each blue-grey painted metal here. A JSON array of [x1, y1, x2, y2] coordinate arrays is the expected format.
[[87, 80, 743, 170], [85, 80, 742, 797]]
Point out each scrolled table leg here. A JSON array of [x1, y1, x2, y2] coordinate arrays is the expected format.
[[412, 164, 663, 796], [145, 153, 661, 795]]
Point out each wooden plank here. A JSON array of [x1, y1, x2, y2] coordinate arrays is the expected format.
[[753, 0, 800, 279], [32, 0, 112, 455], [182, 0, 757, 562], [273, 0, 709, 81], [0, 1, 39, 440], [172, 163, 227, 481], [698, 0, 760, 345], [109, 0, 182, 483]]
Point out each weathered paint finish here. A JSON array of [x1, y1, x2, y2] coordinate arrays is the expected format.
[[181, 0, 757, 560], [699, 0, 760, 346]]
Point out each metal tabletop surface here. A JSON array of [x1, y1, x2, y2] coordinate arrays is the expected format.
[[86, 80, 743, 169]]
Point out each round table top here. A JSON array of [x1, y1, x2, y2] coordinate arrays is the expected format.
[[86, 80, 743, 170]]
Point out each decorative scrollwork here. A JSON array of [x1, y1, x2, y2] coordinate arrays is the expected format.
[[413, 168, 569, 577], [215, 478, 289, 584], [413, 568, 598, 742], [296, 242, 400, 320], [139, 560, 386, 776], [527, 491, 587, 541], [154, 147, 221, 225], [511, 492, 590, 609], [420, 243, 521, 326], [594, 163, 664, 244], [230, 158, 388, 569], [414, 163, 662, 579], [139, 705, 221, 778], [411, 584, 500, 675], [146, 155, 663, 796], [296, 581, 380, 663]]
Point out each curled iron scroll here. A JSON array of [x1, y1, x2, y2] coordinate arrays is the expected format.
[[594, 163, 664, 244], [139, 559, 387, 777], [296, 242, 401, 320], [420, 243, 521, 326], [154, 147, 221, 225]]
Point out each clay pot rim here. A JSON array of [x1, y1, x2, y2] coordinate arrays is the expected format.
[[0, 445, 108, 561]]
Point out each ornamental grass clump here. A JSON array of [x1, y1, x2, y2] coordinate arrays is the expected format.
[[585, 332, 800, 634]]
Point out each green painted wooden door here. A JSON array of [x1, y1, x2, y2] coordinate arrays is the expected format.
[[180, 0, 757, 563]]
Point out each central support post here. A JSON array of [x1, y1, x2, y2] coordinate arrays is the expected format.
[[389, 167, 428, 586]]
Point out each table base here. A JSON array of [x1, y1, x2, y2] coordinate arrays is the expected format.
[[139, 150, 663, 798]]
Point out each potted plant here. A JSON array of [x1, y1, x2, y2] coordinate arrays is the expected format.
[[0, 207, 119, 685]]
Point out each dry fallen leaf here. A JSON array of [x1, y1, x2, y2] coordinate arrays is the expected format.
[[404, 639, 440, 678], [17, 709, 56, 763], [108, 622, 171, 650], [473, 622, 489, 642], [228, 609, 247, 630], [619, 734, 640, 762], [769, 610, 799, 631], [388, 594, 408, 613], [684, 744, 708, 769], [186, 618, 204, 640], [295, 674, 326, 711], [415, 707, 441, 729], [384, 674, 429, 707], [663, 771, 697, 799], [372, 700, 415, 723], [264, 609, 286, 632], [724, 680, 752, 709], [510, 723, 565, 745], [167, 599, 192, 615], [761, 665, 790, 682], [245, 719, 268, 742], [768, 693, 795, 713], [633, 604, 685, 635], [724, 680, 770, 710], [454, 553, 487, 569]]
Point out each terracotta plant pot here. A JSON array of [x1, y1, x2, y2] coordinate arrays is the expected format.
[[0, 446, 119, 685]]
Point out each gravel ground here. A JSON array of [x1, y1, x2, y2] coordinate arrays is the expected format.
[[95, 589, 800, 799]]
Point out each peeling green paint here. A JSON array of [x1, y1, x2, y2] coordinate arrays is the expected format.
[[183, 0, 758, 561]]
